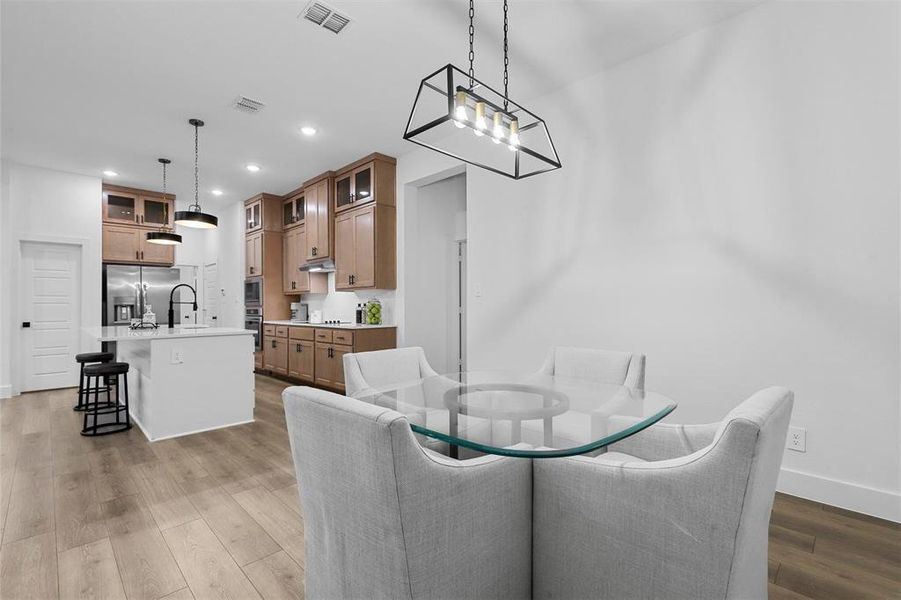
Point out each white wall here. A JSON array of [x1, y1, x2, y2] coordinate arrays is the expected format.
[[1, 162, 103, 395], [404, 174, 466, 373], [396, 2, 900, 520]]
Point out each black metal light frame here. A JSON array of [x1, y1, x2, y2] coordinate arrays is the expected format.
[[146, 158, 183, 245], [403, 64, 561, 180]]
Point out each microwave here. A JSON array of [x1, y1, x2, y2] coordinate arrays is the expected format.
[[244, 277, 262, 306]]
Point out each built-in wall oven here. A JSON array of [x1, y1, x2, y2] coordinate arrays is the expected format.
[[245, 306, 262, 351], [244, 277, 262, 306]]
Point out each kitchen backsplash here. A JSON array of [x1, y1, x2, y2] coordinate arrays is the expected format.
[[300, 273, 395, 323]]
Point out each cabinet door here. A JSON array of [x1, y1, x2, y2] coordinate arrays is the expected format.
[[334, 172, 353, 213], [314, 179, 331, 259], [332, 345, 351, 392], [246, 232, 263, 277], [352, 164, 373, 206], [245, 236, 255, 277], [289, 340, 315, 381], [140, 236, 175, 265], [282, 229, 296, 293], [314, 343, 333, 387], [263, 336, 278, 371], [275, 338, 289, 375], [352, 206, 376, 288], [334, 211, 355, 290], [283, 198, 296, 230], [103, 225, 140, 262], [140, 196, 173, 228], [103, 191, 139, 224], [246, 201, 262, 233], [304, 185, 320, 261]]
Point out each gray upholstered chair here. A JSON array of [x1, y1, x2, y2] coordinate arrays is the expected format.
[[343, 346, 439, 397], [283, 386, 532, 600], [532, 386, 793, 600], [537, 346, 646, 390]]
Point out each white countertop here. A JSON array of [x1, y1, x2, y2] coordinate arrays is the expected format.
[[87, 325, 254, 342], [263, 320, 396, 330]]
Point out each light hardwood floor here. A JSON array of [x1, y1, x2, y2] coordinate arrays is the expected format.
[[1, 375, 898, 599]]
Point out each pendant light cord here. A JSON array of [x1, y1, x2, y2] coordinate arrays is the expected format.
[[192, 122, 200, 212], [503, 0, 509, 110], [468, 0, 475, 89]]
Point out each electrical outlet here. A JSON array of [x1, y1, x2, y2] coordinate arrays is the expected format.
[[787, 426, 806, 452], [171, 348, 184, 365]]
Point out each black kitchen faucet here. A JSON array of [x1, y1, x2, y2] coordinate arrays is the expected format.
[[168, 284, 198, 329]]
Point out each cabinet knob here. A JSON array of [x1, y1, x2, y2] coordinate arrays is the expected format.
[[296, 344, 302, 352]]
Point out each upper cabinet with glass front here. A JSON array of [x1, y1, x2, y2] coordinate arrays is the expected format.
[[244, 193, 283, 234], [282, 188, 304, 230], [333, 153, 396, 214], [103, 185, 174, 227]]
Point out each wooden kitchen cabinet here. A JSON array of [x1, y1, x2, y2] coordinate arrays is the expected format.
[[282, 189, 304, 230], [335, 204, 395, 291], [263, 334, 288, 376], [244, 193, 283, 234], [102, 224, 174, 265], [302, 172, 334, 263], [103, 185, 175, 227], [333, 153, 396, 214], [245, 231, 263, 277], [313, 341, 350, 391], [288, 339, 315, 381], [283, 225, 327, 295]]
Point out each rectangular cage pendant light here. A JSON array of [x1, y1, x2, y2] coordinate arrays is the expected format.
[[403, 64, 561, 180]]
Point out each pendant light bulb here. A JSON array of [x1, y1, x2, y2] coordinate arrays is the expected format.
[[492, 111, 504, 143], [474, 101, 487, 132], [507, 118, 520, 151], [454, 91, 468, 124]]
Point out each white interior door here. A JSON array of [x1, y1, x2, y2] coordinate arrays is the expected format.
[[20, 241, 81, 392], [203, 262, 219, 326]]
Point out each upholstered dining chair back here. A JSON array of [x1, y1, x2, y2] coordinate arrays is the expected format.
[[532, 387, 793, 600], [538, 346, 646, 390], [283, 386, 532, 600], [343, 346, 439, 397]]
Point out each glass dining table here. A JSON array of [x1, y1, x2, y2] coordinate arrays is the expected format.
[[350, 370, 677, 458]]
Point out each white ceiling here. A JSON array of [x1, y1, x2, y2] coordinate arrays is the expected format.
[[1, 1, 759, 206]]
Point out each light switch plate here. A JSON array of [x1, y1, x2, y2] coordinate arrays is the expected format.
[[171, 348, 184, 365], [787, 426, 806, 452]]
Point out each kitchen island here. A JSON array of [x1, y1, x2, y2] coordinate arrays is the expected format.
[[86, 325, 255, 441]]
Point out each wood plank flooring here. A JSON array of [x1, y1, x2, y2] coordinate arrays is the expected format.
[[1, 375, 898, 599]]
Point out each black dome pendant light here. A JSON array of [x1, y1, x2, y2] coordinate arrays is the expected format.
[[173, 118, 218, 229], [146, 158, 182, 245]]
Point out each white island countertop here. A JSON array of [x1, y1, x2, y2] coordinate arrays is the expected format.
[[263, 320, 395, 330], [87, 325, 253, 343]]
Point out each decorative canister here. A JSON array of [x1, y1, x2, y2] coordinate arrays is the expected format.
[[366, 298, 382, 325]]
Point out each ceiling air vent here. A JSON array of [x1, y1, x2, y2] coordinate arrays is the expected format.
[[233, 96, 265, 114], [300, 1, 352, 34]]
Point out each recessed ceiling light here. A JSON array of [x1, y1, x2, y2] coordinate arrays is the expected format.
[[300, 126, 317, 136], [211, 189, 224, 196], [245, 164, 261, 173], [103, 170, 118, 177]]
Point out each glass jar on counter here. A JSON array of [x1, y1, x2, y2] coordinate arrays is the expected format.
[[365, 298, 382, 325]]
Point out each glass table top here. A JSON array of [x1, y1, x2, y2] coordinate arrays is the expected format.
[[351, 370, 677, 458]]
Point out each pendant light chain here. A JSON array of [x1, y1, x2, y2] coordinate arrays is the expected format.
[[503, 0, 509, 111], [193, 122, 200, 211], [468, 0, 475, 89]]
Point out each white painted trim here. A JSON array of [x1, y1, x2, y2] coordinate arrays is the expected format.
[[778, 467, 901, 523], [0, 384, 11, 399], [129, 409, 254, 442]]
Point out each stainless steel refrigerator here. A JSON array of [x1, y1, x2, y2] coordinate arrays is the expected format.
[[103, 264, 188, 326]]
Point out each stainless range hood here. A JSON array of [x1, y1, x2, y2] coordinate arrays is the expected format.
[[299, 259, 336, 273]]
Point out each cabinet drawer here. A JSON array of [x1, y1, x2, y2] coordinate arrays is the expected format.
[[289, 327, 314, 341], [275, 326, 289, 338], [263, 325, 276, 336], [314, 329, 333, 343], [332, 330, 354, 346]]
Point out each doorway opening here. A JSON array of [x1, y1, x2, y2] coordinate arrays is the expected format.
[[405, 172, 467, 374]]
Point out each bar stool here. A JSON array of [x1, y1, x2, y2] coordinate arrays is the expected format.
[[81, 362, 132, 436], [74, 352, 114, 411]]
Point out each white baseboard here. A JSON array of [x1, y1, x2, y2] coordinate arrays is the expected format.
[[0, 384, 11, 399], [778, 467, 900, 523]]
